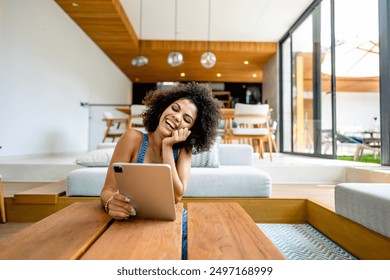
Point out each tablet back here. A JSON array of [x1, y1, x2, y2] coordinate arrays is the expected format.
[[112, 163, 176, 221]]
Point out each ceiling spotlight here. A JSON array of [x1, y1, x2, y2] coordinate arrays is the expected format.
[[131, 56, 149, 67], [252, 73, 258, 78], [168, 52, 183, 67], [216, 73, 222, 77], [180, 72, 186, 77], [244, 61, 249, 65]]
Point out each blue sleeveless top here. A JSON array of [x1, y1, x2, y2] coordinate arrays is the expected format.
[[136, 133, 179, 163]]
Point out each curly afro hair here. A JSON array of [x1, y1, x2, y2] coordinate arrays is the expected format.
[[141, 82, 222, 153]]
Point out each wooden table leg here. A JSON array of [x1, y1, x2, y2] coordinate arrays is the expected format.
[[0, 176, 6, 223]]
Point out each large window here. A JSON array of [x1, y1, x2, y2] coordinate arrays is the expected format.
[[280, 0, 383, 162]]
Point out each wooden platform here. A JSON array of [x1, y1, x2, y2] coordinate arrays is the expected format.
[[13, 181, 66, 204]]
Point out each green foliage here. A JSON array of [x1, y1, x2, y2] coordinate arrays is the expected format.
[[337, 154, 381, 164]]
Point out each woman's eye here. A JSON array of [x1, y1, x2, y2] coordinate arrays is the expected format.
[[184, 116, 192, 124], [172, 105, 179, 111]]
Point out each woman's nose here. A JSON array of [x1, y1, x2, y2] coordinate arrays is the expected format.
[[172, 113, 181, 123]]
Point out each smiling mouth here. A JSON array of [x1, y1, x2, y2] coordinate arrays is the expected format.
[[166, 120, 176, 130]]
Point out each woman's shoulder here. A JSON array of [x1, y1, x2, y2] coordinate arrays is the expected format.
[[116, 129, 144, 148], [121, 128, 144, 140], [112, 129, 144, 160]]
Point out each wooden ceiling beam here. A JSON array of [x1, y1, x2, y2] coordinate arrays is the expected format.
[[55, 0, 138, 49]]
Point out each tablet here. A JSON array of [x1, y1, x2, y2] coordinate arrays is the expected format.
[[112, 163, 176, 221]]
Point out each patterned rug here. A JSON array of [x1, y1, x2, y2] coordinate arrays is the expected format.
[[257, 224, 357, 260]]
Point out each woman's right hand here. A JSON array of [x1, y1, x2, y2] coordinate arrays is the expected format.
[[105, 191, 136, 220]]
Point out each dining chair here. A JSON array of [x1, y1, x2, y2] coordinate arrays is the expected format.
[[228, 103, 273, 160], [101, 111, 127, 143], [268, 120, 279, 153], [212, 91, 231, 108], [129, 105, 146, 133]]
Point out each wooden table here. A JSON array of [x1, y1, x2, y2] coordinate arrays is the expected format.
[[0, 201, 283, 260], [0, 202, 183, 260], [115, 107, 143, 130], [115, 107, 130, 115], [187, 202, 285, 260]]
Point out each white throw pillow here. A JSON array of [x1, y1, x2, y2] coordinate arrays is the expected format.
[[191, 141, 220, 168], [75, 148, 114, 167]]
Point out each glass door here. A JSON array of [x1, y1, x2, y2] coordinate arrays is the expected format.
[[282, 0, 336, 157]]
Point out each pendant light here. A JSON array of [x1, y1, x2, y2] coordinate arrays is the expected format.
[[167, 0, 183, 67], [200, 0, 216, 68], [131, 0, 148, 67]]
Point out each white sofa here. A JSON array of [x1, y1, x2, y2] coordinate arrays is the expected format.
[[66, 144, 272, 197]]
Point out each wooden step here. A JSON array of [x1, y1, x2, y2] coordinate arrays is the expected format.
[[13, 181, 66, 204]]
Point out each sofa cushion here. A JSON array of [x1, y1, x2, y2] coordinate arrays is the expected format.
[[335, 183, 390, 238], [218, 144, 253, 166], [191, 142, 220, 168], [185, 166, 271, 197], [66, 167, 108, 196], [75, 149, 113, 167]]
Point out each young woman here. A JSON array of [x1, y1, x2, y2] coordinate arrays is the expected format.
[[100, 82, 222, 218]]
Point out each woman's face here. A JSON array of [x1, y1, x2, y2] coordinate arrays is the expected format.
[[159, 98, 198, 135]]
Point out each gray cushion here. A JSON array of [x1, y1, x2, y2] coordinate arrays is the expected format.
[[335, 183, 390, 238], [191, 142, 220, 168]]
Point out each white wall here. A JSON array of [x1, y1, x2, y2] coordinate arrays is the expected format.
[[321, 91, 380, 133], [336, 92, 380, 132], [0, 0, 132, 157], [262, 54, 279, 145]]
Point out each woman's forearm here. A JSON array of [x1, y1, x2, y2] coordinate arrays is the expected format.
[[162, 144, 188, 202]]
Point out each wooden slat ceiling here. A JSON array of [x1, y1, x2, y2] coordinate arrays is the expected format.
[[55, 0, 277, 83], [299, 52, 379, 92]]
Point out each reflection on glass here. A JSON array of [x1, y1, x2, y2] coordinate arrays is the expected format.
[[292, 15, 314, 153]]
